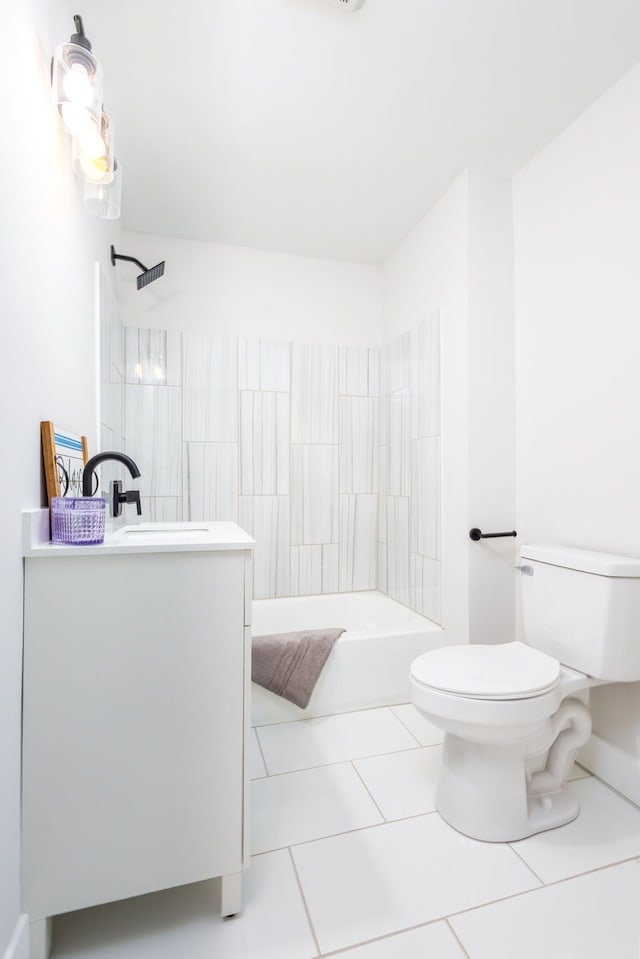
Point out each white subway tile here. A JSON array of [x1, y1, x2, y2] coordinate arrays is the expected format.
[[388, 389, 410, 496], [184, 441, 238, 521], [339, 495, 378, 591], [125, 328, 181, 386], [240, 392, 290, 495], [291, 445, 338, 545], [291, 344, 338, 443], [140, 496, 183, 522], [339, 397, 379, 494], [411, 554, 442, 625], [290, 545, 323, 596], [339, 346, 379, 396], [125, 385, 182, 496], [239, 496, 290, 599], [183, 334, 237, 441], [378, 445, 388, 543], [238, 338, 261, 390], [387, 496, 410, 606], [260, 340, 291, 392], [411, 436, 441, 560], [388, 330, 410, 393], [378, 542, 388, 593]]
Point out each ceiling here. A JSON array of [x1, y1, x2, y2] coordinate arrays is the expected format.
[[75, 0, 640, 263]]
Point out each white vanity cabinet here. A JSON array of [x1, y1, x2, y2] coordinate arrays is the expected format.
[[22, 518, 254, 952]]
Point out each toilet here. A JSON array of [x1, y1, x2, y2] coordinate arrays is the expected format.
[[410, 544, 640, 842]]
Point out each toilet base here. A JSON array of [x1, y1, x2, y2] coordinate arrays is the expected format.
[[435, 732, 580, 842]]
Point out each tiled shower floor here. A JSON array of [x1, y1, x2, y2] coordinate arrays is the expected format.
[[53, 705, 640, 958]]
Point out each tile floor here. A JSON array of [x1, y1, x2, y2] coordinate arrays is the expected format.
[[53, 704, 640, 959]]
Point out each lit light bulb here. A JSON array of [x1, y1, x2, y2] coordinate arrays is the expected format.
[[79, 129, 106, 161], [62, 63, 94, 107], [60, 102, 97, 137], [79, 152, 112, 183]]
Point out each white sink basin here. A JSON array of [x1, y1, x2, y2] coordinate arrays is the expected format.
[[116, 524, 211, 539]]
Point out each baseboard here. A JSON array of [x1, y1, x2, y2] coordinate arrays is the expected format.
[[2, 915, 28, 959], [579, 733, 640, 806]]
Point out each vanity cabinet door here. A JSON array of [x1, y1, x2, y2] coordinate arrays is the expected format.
[[23, 549, 248, 920]]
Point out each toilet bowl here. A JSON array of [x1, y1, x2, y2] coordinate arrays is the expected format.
[[410, 643, 593, 841], [409, 544, 640, 843]]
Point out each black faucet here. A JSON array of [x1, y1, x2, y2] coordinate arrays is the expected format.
[[82, 451, 142, 517]]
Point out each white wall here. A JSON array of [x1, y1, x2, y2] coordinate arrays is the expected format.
[[0, 2, 119, 954], [514, 63, 640, 777], [467, 172, 516, 644], [118, 232, 383, 346], [382, 170, 516, 646]]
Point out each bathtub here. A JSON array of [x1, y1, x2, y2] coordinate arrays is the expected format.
[[251, 590, 443, 725]]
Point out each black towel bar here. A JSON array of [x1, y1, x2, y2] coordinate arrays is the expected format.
[[469, 528, 517, 541]]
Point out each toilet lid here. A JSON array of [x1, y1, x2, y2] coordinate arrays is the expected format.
[[411, 642, 560, 700]]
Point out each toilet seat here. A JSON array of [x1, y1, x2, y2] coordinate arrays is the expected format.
[[410, 641, 560, 701]]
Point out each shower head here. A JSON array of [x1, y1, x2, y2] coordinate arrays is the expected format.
[[136, 260, 165, 290], [110, 245, 165, 290]]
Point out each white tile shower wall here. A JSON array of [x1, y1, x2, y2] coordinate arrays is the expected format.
[[183, 334, 238, 442], [339, 495, 378, 591], [240, 496, 291, 599], [240, 392, 290, 495], [381, 312, 442, 622], [184, 442, 238, 522], [124, 331, 385, 600], [238, 338, 291, 392], [291, 445, 339, 546], [339, 398, 379, 494], [291, 344, 339, 444], [123, 323, 439, 614], [291, 545, 339, 596], [124, 385, 182, 496], [125, 328, 181, 386]]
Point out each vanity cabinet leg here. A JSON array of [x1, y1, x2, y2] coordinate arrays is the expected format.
[[29, 917, 52, 959], [220, 871, 242, 918]]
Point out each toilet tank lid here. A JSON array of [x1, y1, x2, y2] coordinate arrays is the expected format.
[[521, 544, 640, 577]]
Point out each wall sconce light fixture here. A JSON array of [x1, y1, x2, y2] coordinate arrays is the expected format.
[[52, 15, 121, 219]]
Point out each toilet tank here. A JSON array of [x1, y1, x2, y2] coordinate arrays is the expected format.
[[521, 545, 640, 681]]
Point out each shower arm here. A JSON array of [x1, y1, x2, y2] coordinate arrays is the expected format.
[[110, 246, 150, 273]]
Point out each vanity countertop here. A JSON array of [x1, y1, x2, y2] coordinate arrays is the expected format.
[[23, 509, 255, 557]]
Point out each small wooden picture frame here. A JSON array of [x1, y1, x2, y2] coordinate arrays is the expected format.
[[41, 421, 89, 505]]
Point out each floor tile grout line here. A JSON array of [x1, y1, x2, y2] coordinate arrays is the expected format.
[[251, 843, 640, 947], [251, 741, 436, 779], [251, 703, 413, 731], [444, 854, 640, 924], [505, 841, 545, 886], [251, 809, 442, 857], [252, 727, 271, 777], [388, 704, 438, 748], [349, 759, 389, 823], [287, 846, 322, 958], [307, 915, 472, 958], [250, 741, 441, 783], [445, 918, 474, 959]]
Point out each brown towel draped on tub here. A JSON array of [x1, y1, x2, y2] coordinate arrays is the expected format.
[[251, 628, 346, 709]]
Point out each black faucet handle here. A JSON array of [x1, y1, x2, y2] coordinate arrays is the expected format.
[[112, 480, 142, 517], [123, 489, 142, 515]]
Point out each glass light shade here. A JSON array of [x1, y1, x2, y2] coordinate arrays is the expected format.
[[72, 113, 115, 184], [83, 160, 122, 219], [52, 41, 103, 136]]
